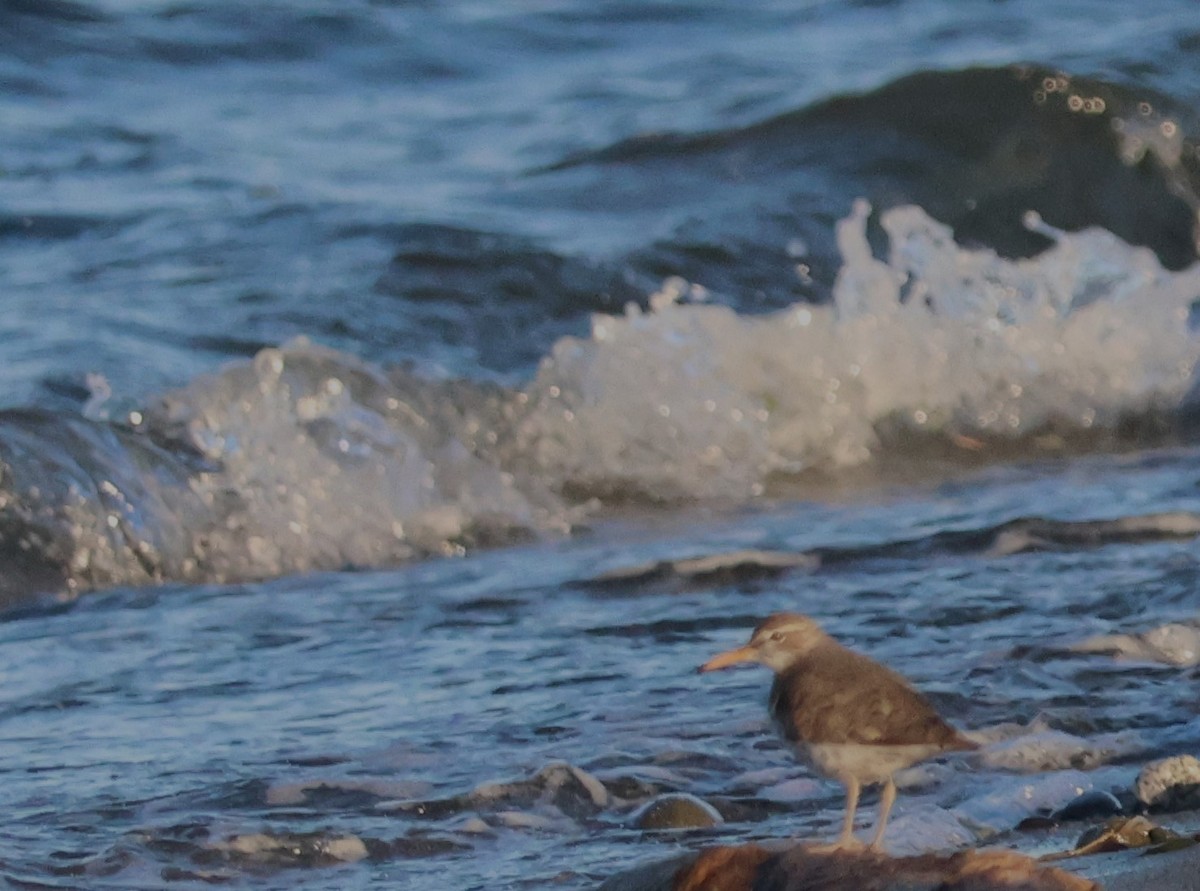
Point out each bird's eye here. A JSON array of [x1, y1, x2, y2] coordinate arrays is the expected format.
[[769, 631, 783, 642]]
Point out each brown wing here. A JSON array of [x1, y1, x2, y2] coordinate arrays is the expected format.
[[768, 641, 972, 749]]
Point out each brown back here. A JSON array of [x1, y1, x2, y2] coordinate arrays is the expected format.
[[768, 640, 975, 749]]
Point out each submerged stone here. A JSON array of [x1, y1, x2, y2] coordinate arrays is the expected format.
[[494, 810, 569, 831], [375, 833, 472, 858], [1134, 754, 1200, 811], [208, 831, 369, 868], [1051, 789, 1126, 822], [630, 793, 723, 830], [1071, 621, 1200, 666], [264, 777, 430, 808], [471, 761, 610, 819]]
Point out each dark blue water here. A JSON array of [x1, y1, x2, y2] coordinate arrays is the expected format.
[[4, 1, 1200, 887]]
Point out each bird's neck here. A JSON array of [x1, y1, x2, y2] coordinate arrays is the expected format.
[[768, 638, 834, 675]]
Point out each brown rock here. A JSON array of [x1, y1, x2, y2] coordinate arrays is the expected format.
[[612, 844, 1100, 891], [673, 845, 772, 891], [757, 847, 1097, 891], [948, 850, 1097, 891]]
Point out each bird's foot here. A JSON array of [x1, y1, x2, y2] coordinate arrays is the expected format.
[[803, 836, 869, 855]]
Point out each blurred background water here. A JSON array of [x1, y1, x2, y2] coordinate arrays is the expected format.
[[4, 1, 1200, 888]]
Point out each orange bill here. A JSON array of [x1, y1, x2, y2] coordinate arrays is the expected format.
[[698, 645, 759, 673]]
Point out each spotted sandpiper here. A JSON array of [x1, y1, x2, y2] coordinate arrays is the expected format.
[[699, 612, 977, 850]]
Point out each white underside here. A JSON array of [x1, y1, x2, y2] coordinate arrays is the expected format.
[[796, 743, 946, 785]]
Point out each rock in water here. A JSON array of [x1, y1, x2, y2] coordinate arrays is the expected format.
[[1051, 789, 1126, 822], [1058, 816, 1182, 858], [1134, 754, 1200, 811], [470, 761, 609, 819], [630, 793, 723, 830], [209, 831, 369, 868]]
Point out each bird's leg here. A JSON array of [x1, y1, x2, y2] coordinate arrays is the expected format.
[[869, 777, 897, 851], [807, 778, 866, 852], [836, 777, 864, 848]]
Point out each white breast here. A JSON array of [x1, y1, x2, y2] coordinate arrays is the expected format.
[[797, 742, 947, 785]]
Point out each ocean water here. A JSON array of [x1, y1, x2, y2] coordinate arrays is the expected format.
[[4, 1, 1200, 888]]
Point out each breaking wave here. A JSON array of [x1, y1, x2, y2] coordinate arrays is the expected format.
[[5, 202, 1200, 605]]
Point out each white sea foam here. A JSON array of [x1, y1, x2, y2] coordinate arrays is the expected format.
[[61, 202, 1200, 587], [518, 201, 1200, 499], [143, 340, 555, 579]]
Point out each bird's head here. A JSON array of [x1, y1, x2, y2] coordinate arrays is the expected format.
[[698, 612, 829, 674]]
